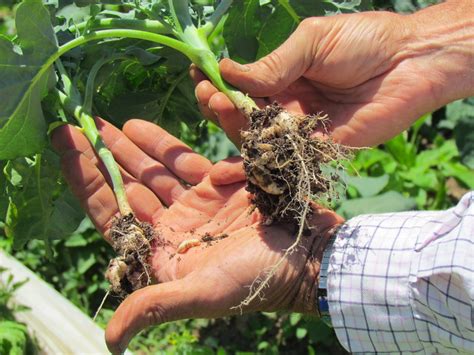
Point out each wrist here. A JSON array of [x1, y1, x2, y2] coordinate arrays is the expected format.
[[291, 224, 340, 315], [404, 1, 474, 102]]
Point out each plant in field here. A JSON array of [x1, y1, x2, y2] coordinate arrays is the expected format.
[[0, 0, 367, 299], [0, 267, 37, 355], [338, 105, 474, 218]]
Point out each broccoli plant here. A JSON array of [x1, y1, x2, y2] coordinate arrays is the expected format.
[[0, 0, 370, 297]]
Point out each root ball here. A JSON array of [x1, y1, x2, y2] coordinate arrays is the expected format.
[[105, 213, 155, 297], [241, 103, 349, 226]]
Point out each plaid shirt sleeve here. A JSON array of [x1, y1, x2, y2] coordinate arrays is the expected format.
[[327, 192, 474, 353]]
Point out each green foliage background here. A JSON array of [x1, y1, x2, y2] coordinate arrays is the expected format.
[[0, 0, 473, 353]]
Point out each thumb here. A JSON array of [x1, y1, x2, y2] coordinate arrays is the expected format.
[[220, 19, 318, 97], [210, 156, 246, 185], [105, 275, 242, 353], [105, 279, 195, 354]]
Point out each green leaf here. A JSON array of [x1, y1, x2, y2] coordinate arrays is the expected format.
[[337, 191, 417, 218], [289, 313, 301, 325], [224, 0, 370, 63], [64, 233, 88, 247], [296, 327, 307, 339], [441, 162, 474, 189], [4, 151, 83, 248], [399, 167, 438, 189], [223, 0, 261, 63], [0, 162, 8, 224], [0, 0, 58, 159], [415, 140, 458, 169], [255, 2, 297, 58], [0, 321, 29, 355], [77, 252, 96, 273], [288, 0, 338, 16], [289, 0, 372, 16], [440, 97, 474, 130], [384, 133, 416, 167], [346, 174, 389, 197], [454, 117, 474, 169]]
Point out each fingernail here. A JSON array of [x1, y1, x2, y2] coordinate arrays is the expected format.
[[230, 60, 250, 72], [208, 100, 216, 114], [194, 86, 199, 101]]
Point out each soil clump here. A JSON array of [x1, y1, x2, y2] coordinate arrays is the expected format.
[[105, 213, 155, 297]]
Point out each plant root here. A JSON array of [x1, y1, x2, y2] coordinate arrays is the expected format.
[[105, 213, 155, 298], [241, 103, 349, 226], [236, 103, 349, 309]]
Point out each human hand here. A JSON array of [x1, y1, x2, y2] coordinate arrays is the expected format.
[[194, 1, 473, 147], [52, 118, 343, 353]]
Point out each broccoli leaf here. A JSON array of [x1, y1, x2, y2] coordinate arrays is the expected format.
[[224, 0, 373, 63], [4, 151, 83, 249], [0, 0, 57, 160]]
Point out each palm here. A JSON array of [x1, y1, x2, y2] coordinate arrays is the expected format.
[[152, 178, 309, 311], [52, 117, 341, 352]]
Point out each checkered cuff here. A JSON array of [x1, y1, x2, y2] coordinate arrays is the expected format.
[[326, 192, 474, 353]]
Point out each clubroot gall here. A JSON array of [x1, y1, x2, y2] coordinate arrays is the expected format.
[[2, 0, 350, 312], [234, 104, 349, 309]]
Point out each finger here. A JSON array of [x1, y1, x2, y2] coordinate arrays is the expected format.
[[123, 119, 212, 184], [308, 201, 345, 236], [105, 275, 241, 354], [52, 124, 165, 218], [60, 150, 118, 238], [52, 124, 99, 163], [94, 118, 191, 206], [194, 80, 219, 122], [58, 146, 164, 235], [189, 64, 206, 85], [198, 101, 219, 123], [195, 80, 218, 106], [208, 92, 248, 147], [210, 157, 246, 185], [220, 20, 316, 97]]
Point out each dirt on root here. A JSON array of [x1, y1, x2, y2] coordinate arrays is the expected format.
[[241, 103, 349, 228], [105, 213, 155, 297]]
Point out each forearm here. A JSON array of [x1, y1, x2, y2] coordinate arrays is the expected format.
[[405, 0, 474, 103]]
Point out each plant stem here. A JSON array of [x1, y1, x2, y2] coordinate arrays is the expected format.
[[56, 90, 132, 216], [62, 29, 257, 114], [200, 0, 233, 37], [154, 70, 188, 124], [69, 18, 173, 35], [167, 0, 258, 114], [195, 50, 258, 115]]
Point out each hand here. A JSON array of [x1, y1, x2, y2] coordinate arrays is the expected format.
[[52, 119, 343, 353], [194, 1, 473, 147]]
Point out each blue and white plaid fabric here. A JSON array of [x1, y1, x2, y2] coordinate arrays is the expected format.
[[328, 192, 474, 353]]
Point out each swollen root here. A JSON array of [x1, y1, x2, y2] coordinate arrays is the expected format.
[[236, 103, 349, 309], [105, 213, 155, 297], [241, 103, 349, 227]]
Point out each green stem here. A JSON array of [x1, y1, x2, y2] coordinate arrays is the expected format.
[[277, 0, 300, 24], [200, 0, 233, 37], [167, 0, 258, 114], [69, 18, 173, 35], [56, 90, 132, 215], [195, 50, 258, 115], [168, 0, 209, 50], [154, 70, 188, 124]]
